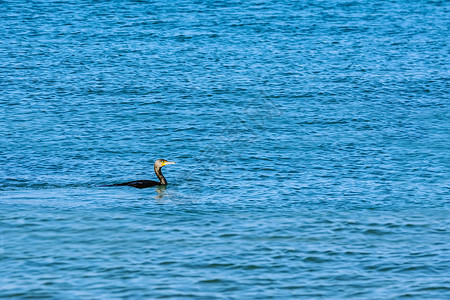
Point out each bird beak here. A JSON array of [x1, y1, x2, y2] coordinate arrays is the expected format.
[[163, 161, 175, 166]]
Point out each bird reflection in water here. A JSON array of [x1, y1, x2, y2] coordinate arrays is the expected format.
[[154, 185, 168, 201]]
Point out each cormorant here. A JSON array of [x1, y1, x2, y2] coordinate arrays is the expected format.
[[108, 159, 175, 189]]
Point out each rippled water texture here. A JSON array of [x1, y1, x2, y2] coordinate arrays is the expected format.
[[1, 0, 449, 299]]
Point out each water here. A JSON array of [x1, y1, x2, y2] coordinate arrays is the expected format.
[[1, 0, 449, 298]]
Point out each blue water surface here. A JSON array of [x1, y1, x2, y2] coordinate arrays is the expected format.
[[1, 0, 449, 299]]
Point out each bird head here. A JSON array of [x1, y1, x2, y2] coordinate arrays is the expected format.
[[154, 159, 176, 168]]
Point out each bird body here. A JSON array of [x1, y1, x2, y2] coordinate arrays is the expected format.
[[107, 159, 175, 189], [110, 180, 161, 189]]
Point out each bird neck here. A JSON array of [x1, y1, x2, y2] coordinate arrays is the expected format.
[[154, 166, 167, 185]]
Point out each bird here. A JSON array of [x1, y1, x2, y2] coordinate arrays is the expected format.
[[107, 159, 175, 189]]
